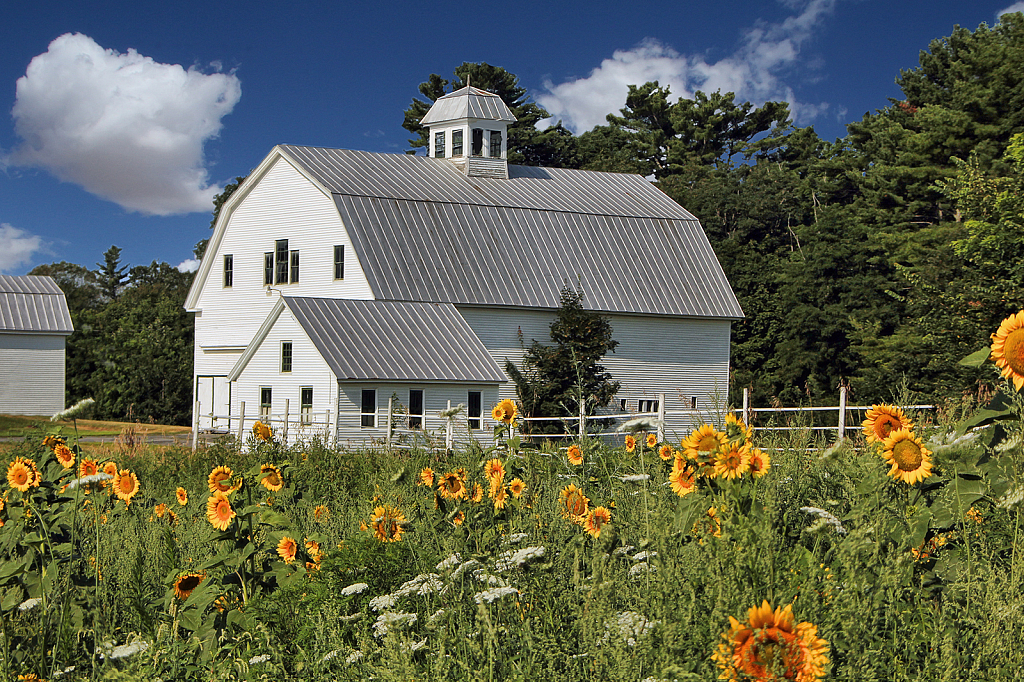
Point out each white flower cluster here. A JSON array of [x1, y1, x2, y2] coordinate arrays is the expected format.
[[100, 639, 148, 661], [472, 569, 507, 587], [504, 532, 530, 545], [18, 598, 41, 612], [248, 654, 270, 665], [800, 507, 847, 535], [66, 473, 113, 490], [620, 474, 650, 483], [449, 559, 481, 581], [629, 562, 656, 578], [436, 553, 462, 571], [618, 417, 662, 433], [494, 546, 545, 572], [613, 545, 636, 557], [473, 586, 520, 604], [438, 403, 465, 419], [51, 398, 95, 422], [632, 551, 658, 562], [368, 594, 397, 612], [603, 611, 659, 647], [393, 573, 442, 597], [340, 582, 369, 596], [997, 485, 1024, 510], [402, 638, 428, 653], [345, 650, 363, 664], [373, 611, 417, 638]]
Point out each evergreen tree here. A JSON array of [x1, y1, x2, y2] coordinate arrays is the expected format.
[[95, 245, 129, 301]]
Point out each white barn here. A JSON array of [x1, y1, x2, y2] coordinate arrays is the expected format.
[[0, 275, 74, 417], [184, 86, 743, 446]]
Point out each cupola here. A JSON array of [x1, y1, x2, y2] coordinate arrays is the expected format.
[[420, 85, 517, 179]]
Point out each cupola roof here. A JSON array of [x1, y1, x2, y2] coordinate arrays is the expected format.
[[420, 86, 517, 125]]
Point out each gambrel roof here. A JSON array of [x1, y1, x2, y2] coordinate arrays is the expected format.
[[0, 275, 74, 334]]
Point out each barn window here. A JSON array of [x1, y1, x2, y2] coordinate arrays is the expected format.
[[620, 399, 628, 411], [690, 396, 698, 410], [264, 253, 273, 285], [408, 389, 423, 429], [290, 250, 299, 283], [281, 342, 292, 373], [223, 254, 233, 287], [468, 391, 481, 430], [434, 131, 445, 158], [638, 399, 659, 414], [361, 389, 376, 428], [452, 129, 463, 156], [489, 130, 502, 157], [275, 240, 289, 284], [471, 128, 483, 156], [334, 245, 345, 279], [260, 387, 272, 417], [300, 387, 313, 424]]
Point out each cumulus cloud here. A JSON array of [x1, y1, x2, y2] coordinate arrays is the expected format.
[[9, 33, 241, 216], [176, 258, 201, 273], [998, 2, 1024, 19], [537, 0, 836, 132], [0, 223, 46, 273]]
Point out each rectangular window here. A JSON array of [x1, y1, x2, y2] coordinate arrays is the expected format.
[[408, 389, 423, 429], [452, 129, 463, 156], [434, 131, 445, 158], [489, 130, 502, 157], [260, 387, 272, 417], [264, 253, 274, 286], [620, 399, 628, 411], [275, 239, 289, 284], [690, 396, 698, 410], [638, 399, 659, 414], [281, 342, 292, 373], [290, 250, 299, 283], [301, 387, 313, 424], [468, 391, 481, 430], [223, 254, 233, 287], [471, 128, 483, 155], [361, 389, 376, 428], [334, 245, 345, 279]]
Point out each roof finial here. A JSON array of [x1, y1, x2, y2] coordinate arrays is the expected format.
[[466, 73, 470, 90]]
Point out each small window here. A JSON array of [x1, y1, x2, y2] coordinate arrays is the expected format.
[[471, 129, 483, 156], [409, 389, 423, 429], [301, 387, 313, 425], [260, 387, 272, 417], [690, 396, 698, 410], [334, 245, 345, 279], [468, 391, 482, 430], [434, 131, 445, 158], [223, 254, 233, 287], [264, 253, 274, 286], [290, 250, 299, 283], [620, 399, 628, 411], [638, 399, 659, 414], [489, 130, 502, 158], [275, 239, 289, 284], [452, 129, 463, 156], [281, 342, 292, 373], [361, 389, 376, 428]]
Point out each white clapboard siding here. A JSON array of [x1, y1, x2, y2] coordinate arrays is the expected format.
[[0, 334, 66, 416]]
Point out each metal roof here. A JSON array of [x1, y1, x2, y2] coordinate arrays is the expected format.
[[0, 275, 74, 334], [419, 86, 517, 125], [284, 297, 507, 383]]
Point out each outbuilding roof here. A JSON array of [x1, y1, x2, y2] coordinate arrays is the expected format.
[[0, 275, 74, 334], [419, 86, 517, 125]]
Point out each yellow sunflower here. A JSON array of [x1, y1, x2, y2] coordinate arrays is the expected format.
[[452, 510, 465, 526], [566, 444, 584, 466], [748, 448, 771, 478], [492, 398, 518, 424], [724, 413, 753, 444], [207, 465, 234, 493], [113, 469, 140, 505], [54, 443, 75, 469], [173, 572, 205, 600], [712, 600, 829, 682], [277, 536, 298, 563], [484, 458, 506, 491], [313, 504, 330, 521], [260, 463, 283, 492], [559, 484, 590, 522], [714, 443, 751, 481], [154, 503, 168, 518], [206, 491, 236, 531], [6, 457, 37, 492], [646, 433, 658, 449], [658, 444, 675, 461], [682, 424, 727, 460], [370, 505, 406, 543], [102, 461, 117, 487], [305, 539, 323, 564], [694, 506, 722, 538], [176, 487, 188, 506], [418, 467, 435, 487], [669, 460, 696, 497], [625, 435, 636, 453], [992, 309, 1024, 390], [79, 457, 99, 479], [493, 486, 509, 510], [42, 434, 64, 449], [252, 420, 273, 442], [882, 429, 934, 484], [470, 483, 484, 504], [438, 471, 467, 500], [861, 404, 913, 445], [508, 477, 526, 498], [585, 506, 612, 538]]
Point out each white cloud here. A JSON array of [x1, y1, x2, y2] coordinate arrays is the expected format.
[[9, 33, 241, 216], [0, 223, 45, 273], [998, 2, 1024, 19], [177, 258, 201, 273], [537, 0, 836, 132]]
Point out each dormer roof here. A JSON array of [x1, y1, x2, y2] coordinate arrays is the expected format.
[[420, 86, 517, 125]]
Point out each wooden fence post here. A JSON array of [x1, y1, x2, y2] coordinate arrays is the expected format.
[[657, 393, 666, 442], [386, 395, 394, 449], [743, 388, 751, 427], [837, 385, 848, 441], [325, 409, 332, 443], [283, 399, 290, 446], [192, 399, 200, 452], [578, 398, 585, 440], [237, 401, 246, 441], [445, 400, 453, 451]]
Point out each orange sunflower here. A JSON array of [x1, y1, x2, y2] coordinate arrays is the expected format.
[[206, 491, 236, 530], [485, 458, 506, 491], [508, 477, 526, 498], [714, 443, 752, 481], [6, 457, 38, 492], [566, 444, 584, 466], [559, 484, 590, 523], [54, 444, 75, 469], [695, 506, 722, 538], [658, 444, 675, 461], [252, 420, 273, 442], [861, 404, 913, 445], [491, 398, 518, 424], [79, 457, 99, 478], [176, 487, 188, 505], [260, 464, 283, 492], [370, 505, 406, 543], [625, 435, 636, 453], [113, 469, 140, 505], [712, 600, 829, 682], [882, 429, 934, 485], [646, 433, 658, 449], [725, 413, 753, 445], [470, 483, 484, 504], [438, 471, 467, 500], [452, 510, 465, 526], [173, 572, 205, 600], [313, 504, 330, 521], [683, 424, 727, 460], [992, 309, 1024, 390], [277, 536, 298, 563], [418, 467, 435, 487], [207, 465, 234, 493], [493, 486, 509, 510], [669, 460, 697, 497], [584, 506, 612, 538], [748, 448, 771, 478], [102, 461, 117, 487]]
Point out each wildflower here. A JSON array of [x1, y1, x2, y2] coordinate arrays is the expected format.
[[50, 398, 95, 422], [277, 536, 298, 563], [620, 474, 650, 483], [604, 611, 659, 647], [658, 444, 674, 461], [252, 420, 273, 442], [882, 429, 934, 484], [54, 443, 75, 469], [260, 463, 283, 492], [345, 650, 364, 664], [207, 465, 234, 493], [437, 553, 463, 570], [369, 594, 398, 611], [100, 640, 148, 661], [559, 484, 589, 522], [439, 403, 465, 419], [474, 586, 520, 604], [206, 491, 236, 530], [373, 611, 417, 637], [992, 309, 1024, 390], [862, 404, 913, 445], [370, 505, 406, 543], [492, 398, 518, 424], [748, 448, 771, 478], [646, 433, 658, 449], [418, 467, 435, 487], [669, 461, 696, 497], [113, 469, 140, 505], [249, 654, 271, 665], [495, 545, 545, 572], [438, 472, 467, 500], [18, 597, 41, 612], [79, 457, 99, 479], [42, 434, 65, 449], [714, 443, 751, 481], [493, 486, 509, 510], [712, 601, 829, 682], [682, 424, 726, 461], [618, 416, 661, 433], [305, 539, 323, 563], [695, 506, 722, 538], [585, 506, 612, 538], [625, 435, 636, 453], [566, 444, 584, 466], [800, 507, 847, 535], [7, 457, 38, 492], [173, 572, 205, 600], [176, 487, 188, 505], [341, 582, 369, 596]]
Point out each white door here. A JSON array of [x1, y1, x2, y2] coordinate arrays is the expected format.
[[196, 376, 231, 430]]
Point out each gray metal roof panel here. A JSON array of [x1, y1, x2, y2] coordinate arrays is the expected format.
[[283, 297, 507, 383], [0, 276, 74, 333], [419, 86, 517, 125]]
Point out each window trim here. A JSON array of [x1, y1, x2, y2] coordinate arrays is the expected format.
[[489, 130, 502, 158], [289, 250, 299, 283], [333, 245, 345, 280], [260, 387, 272, 417], [223, 254, 233, 288], [471, 128, 483, 156], [434, 130, 445, 158], [300, 386, 313, 425], [452, 129, 463, 156], [638, 399, 659, 414], [361, 389, 377, 428], [264, 252, 274, 286], [408, 389, 424, 429], [275, 239, 289, 284], [468, 390, 482, 430], [281, 341, 292, 373]]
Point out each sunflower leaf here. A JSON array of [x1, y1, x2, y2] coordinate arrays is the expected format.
[[959, 346, 991, 368], [956, 392, 1016, 435]]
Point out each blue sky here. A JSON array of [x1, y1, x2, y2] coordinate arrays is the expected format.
[[0, 0, 1020, 276]]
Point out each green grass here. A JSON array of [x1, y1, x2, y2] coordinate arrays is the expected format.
[[0, 413, 192, 439]]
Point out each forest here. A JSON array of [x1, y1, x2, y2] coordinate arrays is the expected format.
[[33, 13, 1024, 424]]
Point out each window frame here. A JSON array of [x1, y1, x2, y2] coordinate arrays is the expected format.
[[434, 130, 445, 158], [638, 399, 659, 414], [408, 389, 424, 429], [468, 391, 482, 430], [260, 387, 272, 417], [489, 130, 502, 158], [471, 128, 483, 156], [300, 387, 313, 425], [289, 250, 299, 283], [223, 254, 233, 287], [452, 129, 463, 156], [264, 252, 274, 286], [361, 389, 377, 428], [334, 245, 345, 280], [275, 239, 289, 284], [281, 341, 292, 373]]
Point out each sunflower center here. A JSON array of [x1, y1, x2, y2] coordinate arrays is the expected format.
[[217, 500, 231, 519], [12, 468, 28, 485], [697, 436, 718, 451], [892, 440, 923, 471], [1004, 328, 1024, 374], [876, 415, 899, 439]]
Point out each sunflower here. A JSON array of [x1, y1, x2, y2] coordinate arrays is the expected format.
[[207, 465, 234, 493], [154, 503, 168, 518], [992, 309, 1024, 390], [658, 444, 675, 461], [585, 506, 612, 538], [559, 484, 590, 522], [260, 464, 283, 492], [418, 467, 435, 487], [694, 506, 722, 538], [882, 429, 934, 485], [102, 461, 117, 487], [861, 404, 913, 445], [252, 420, 273, 442], [206, 491, 236, 530], [305, 539, 323, 563], [370, 505, 406, 543], [508, 477, 526, 498], [438, 471, 467, 500], [625, 435, 636, 453], [42, 434, 65, 449], [748, 448, 771, 478], [566, 444, 584, 466], [492, 398, 518, 424], [682, 424, 727, 460], [173, 572, 205, 600], [277, 536, 298, 563], [669, 461, 697, 497], [470, 483, 484, 504], [724, 413, 753, 445], [176, 487, 188, 505], [313, 504, 330, 521], [484, 458, 506, 491], [452, 510, 465, 526], [6, 457, 37, 492], [646, 433, 658, 449], [712, 600, 829, 682], [54, 443, 75, 469], [714, 443, 751, 481], [113, 469, 140, 505], [79, 458, 99, 478], [493, 486, 509, 510]]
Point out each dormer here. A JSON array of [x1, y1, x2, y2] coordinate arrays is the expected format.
[[420, 85, 517, 179]]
